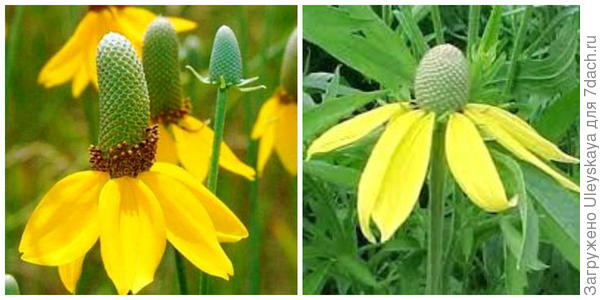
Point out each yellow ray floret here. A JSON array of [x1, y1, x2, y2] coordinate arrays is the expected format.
[[357, 109, 425, 243], [58, 255, 85, 294], [446, 113, 512, 212], [307, 103, 407, 159], [38, 6, 196, 98], [465, 106, 580, 192]]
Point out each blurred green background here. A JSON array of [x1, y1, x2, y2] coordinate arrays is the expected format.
[[5, 5, 297, 295]]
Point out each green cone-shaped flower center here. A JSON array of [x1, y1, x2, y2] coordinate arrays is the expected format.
[[209, 25, 242, 87], [143, 17, 187, 123], [414, 44, 468, 114], [94, 33, 156, 178], [280, 28, 297, 100]]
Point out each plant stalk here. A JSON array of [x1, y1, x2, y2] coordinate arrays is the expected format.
[[426, 121, 447, 294], [207, 88, 228, 192], [174, 250, 188, 294]]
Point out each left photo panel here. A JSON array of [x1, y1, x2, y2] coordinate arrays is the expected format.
[[4, 5, 297, 295]]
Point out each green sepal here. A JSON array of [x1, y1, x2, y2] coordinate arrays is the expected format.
[[143, 17, 183, 119], [96, 32, 150, 152], [414, 44, 468, 114]]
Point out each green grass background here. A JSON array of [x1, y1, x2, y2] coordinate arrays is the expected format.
[[5, 5, 297, 295]]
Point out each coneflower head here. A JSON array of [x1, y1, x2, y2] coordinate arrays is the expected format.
[[209, 25, 243, 87]]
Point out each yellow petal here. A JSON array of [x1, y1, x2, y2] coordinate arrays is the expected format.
[[446, 113, 511, 212], [148, 163, 248, 243], [465, 109, 580, 192], [357, 110, 425, 243], [174, 116, 256, 181], [99, 178, 166, 295], [167, 16, 197, 32], [274, 103, 298, 175], [466, 104, 579, 163], [38, 11, 99, 91], [19, 171, 107, 265], [371, 112, 435, 242], [257, 122, 276, 176], [156, 124, 179, 164], [307, 103, 406, 159], [140, 170, 234, 279], [252, 95, 280, 139], [58, 255, 85, 294], [71, 66, 90, 98]]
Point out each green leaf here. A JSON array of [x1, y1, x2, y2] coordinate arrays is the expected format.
[[303, 160, 360, 189], [500, 218, 546, 271], [393, 6, 429, 59], [505, 246, 527, 294], [492, 150, 540, 270], [337, 254, 379, 288], [303, 262, 332, 295], [532, 84, 579, 143], [5, 274, 20, 295], [520, 163, 580, 270], [302, 90, 387, 143], [303, 5, 417, 90]]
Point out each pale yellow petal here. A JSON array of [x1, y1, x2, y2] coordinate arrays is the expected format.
[[99, 178, 166, 295], [446, 113, 511, 212], [156, 124, 179, 164], [357, 109, 425, 243], [19, 171, 107, 265], [174, 116, 255, 181], [148, 163, 248, 243], [371, 112, 434, 242], [465, 109, 580, 192], [252, 95, 279, 139], [274, 103, 298, 175], [467, 103, 579, 163], [140, 170, 234, 279], [307, 103, 406, 159], [58, 255, 85, 294]]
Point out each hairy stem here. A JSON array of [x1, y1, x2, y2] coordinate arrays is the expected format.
[[207, 88, 228, 192]]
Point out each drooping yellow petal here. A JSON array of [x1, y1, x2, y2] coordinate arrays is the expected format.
[[19, 171, 107, 265], [252, 95, 280, 139], [173, 116, 256, 181], [307, 103, 406, 159], [140, 170, 234, 279], [37, 11, 98, 92], [466, 103, 579, 163], [357, 110, 425, 243], [155, 124, 179, 164], [58, 255, 85, 294], [465, 109, 580, 192], [99, 178, 166, 295], [371, 112, 435, 242], [275, 103, 298, 175], [148, 163, 248, 243], [446, 113, 511, 212]]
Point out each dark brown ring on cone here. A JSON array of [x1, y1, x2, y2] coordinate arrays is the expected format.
[[89, 124, 159, 178], [278, 88, 296, 104], [151, 98, 191, 125]]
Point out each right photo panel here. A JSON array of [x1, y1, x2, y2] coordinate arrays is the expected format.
[[302, 5, 580, 295]]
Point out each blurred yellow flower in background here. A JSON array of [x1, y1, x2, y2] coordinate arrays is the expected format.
[[37, 6, 196, 98]]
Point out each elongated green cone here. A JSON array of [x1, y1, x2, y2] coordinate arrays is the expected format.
[[143, 17, 184, 120], [280, 28, 297, 99], [97, 32, 150, 152], [414, 44, 468, 114], [209, 25, 242, 87]]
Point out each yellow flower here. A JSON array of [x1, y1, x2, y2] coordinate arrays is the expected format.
[[37, 6, 196, 98], [21, 32, 247, 295], [156, 115, 256, 181], [307, 45, 579, 243], [252, 88, 298, 176]]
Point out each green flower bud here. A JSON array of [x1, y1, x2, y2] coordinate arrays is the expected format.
[[209, 25, 242, 87], [414, 44, 468, 114], [96, 32, 150, 152], [143, 17, 184, 120], [280, 28, 297, 99]]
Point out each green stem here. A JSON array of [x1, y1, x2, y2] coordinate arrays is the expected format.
[[504, 6, 533, 95], [467, 5, 481, 60], [174, 250, 188, 294], [431, 6, 444, 44], [207, 88, 228, 192], [248, 140, 260, 294], [426, 121, 447, 294], [201, 88, 228, 294]]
